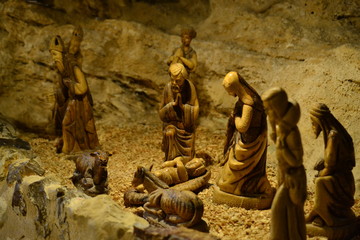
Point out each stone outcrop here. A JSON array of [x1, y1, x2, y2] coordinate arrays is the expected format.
[[0, 155, 149, 240]]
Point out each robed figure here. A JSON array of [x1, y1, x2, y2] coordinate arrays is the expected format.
[[159, 63, 199, 161]]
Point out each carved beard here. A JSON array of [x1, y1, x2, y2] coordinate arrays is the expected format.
[[171, 84, 180, 94], [55, 60, 65, 73]]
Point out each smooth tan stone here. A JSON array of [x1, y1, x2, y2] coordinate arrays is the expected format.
[[66, 194, 149, 240]]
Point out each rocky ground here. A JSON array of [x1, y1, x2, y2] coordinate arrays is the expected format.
[[20, 119, 360, 240]]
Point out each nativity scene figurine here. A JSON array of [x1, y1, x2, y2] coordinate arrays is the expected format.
[[72, 151, 111, 196], [124, 156, 211, 206], [306, 103, 359, 239], [126, 166, 204, 228], [49, 27, 99, 154], [213, 72, 274, 209], [152, 156, 211, 192], [159, 63, 199, 162], [261, 87, 307, 240], [167, 27, 198, 75]]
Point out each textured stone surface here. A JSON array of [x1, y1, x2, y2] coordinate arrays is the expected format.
[[66, 194, 149, 240], [0, 152, 149, 240], [6, 158, 45, 184]]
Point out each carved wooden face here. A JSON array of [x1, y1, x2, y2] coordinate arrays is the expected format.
[[224, 86, 237, 97], [170, 72, 185, 93], [69, 38, 81, 55], [181, 34, 192, 47], [90, 151, 110, 166], [50, 50, 64, 73], [311, 118, 322, 139]]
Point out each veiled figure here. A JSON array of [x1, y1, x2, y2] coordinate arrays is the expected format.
[[306, 103, 356, 227], [50, 35, 99, 154], [159, 63, 199, 161], [217, 72, 273, 196], [262, 87, 307, 240], [53, 26, 87, 137]]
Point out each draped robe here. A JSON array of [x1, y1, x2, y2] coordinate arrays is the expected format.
[[59, 59, 99, 153], [310, 130, 356, 227], [159, 79, 199, 161], [217, 101, 272, 195]]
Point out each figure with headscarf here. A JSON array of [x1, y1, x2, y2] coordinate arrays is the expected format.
[[214, 72, 274, 209], [49, 35, 99, 154], [159, 63, 199, 162], [262, 87, 307, 240], [52, 26, 94, 139], [306, 103, 356, 230], [167, 27, 197, 74]]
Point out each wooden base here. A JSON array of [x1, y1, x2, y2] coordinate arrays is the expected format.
[[306, 218, 360, 240], [212, 185, 274, 210], [133, 221, 216, 240], [143, 211, 209, 232]]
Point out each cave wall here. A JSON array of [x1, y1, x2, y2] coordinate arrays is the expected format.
[[1, 0, 360, 192]]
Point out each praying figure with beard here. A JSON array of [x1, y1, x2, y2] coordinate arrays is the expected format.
[[159, 63, 199, 162], [306, 103, 357, 232]]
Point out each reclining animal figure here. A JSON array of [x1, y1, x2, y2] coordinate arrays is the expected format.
[[130, 166, 204, 227], [72, 151, 111, 196]]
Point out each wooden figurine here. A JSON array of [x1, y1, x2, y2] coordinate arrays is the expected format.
[[213, 72, 274, 209], [167, 27, 198, 74], [67, 26, 84, 67], [49, 33, 99, 154], [262, 87, 307, 240], [306, 103, 359, 239], [52, 35, 69, 139], [124, 157, 210, 206], [152, 156, 211, 192], [130, 166, 204, 228], [53, 26, 85, 138], [72, 151, 111, 196], [159, 63, 199, 161]]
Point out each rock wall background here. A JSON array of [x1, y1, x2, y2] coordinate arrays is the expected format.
[[1, 0, 360, 190]]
